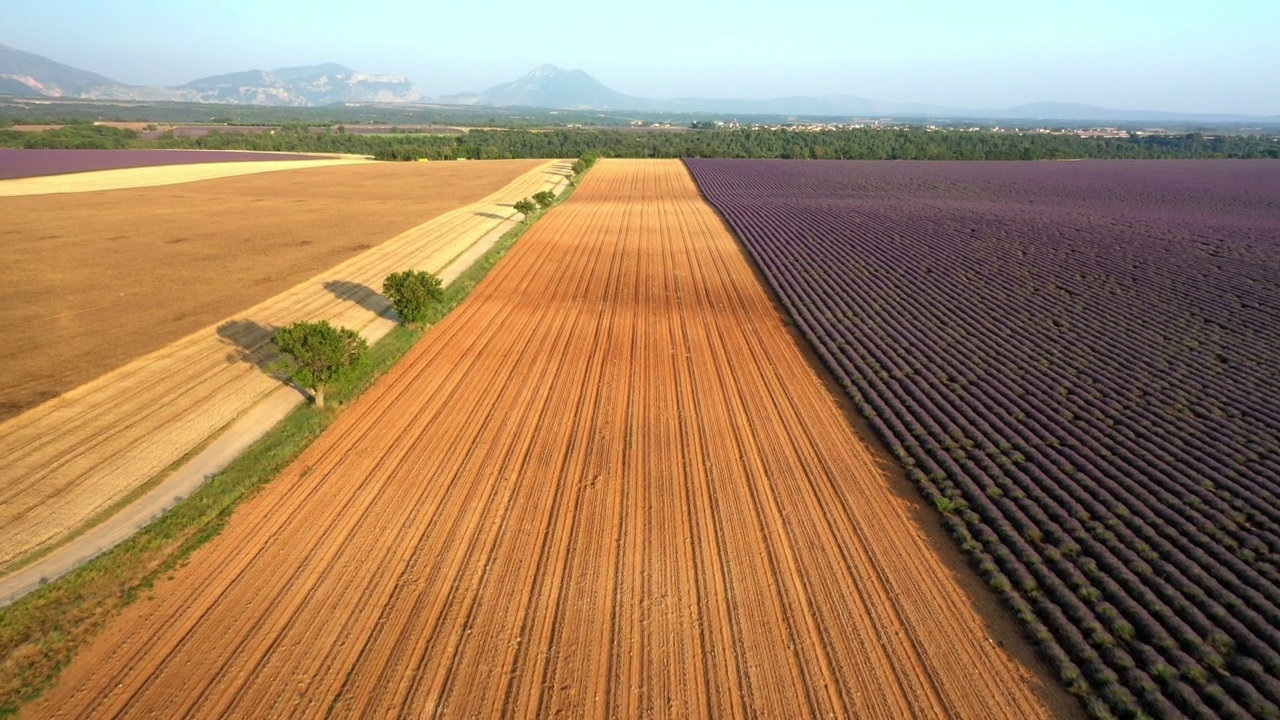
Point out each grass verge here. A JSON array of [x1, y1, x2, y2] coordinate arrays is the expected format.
[[0, 173, 580, 716]]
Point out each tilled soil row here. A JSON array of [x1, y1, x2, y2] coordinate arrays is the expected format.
[[30, 160, 1051, 719]]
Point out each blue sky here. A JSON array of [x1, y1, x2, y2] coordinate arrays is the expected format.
[[6, 0, 1279, 114]]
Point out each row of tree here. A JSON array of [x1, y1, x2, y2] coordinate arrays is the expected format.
[[5, 123, 1277, 159], [445, 128, 1280, 161], [513, 190, 558, 218], [0, 124, 138, 149], [274, 270, 443, 409], [272, 161, 579, 409]]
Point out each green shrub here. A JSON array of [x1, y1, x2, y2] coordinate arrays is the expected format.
[[271, 321, 367, 409], [532, 190, 556, 209], [383, 270, 444, 326], [513, 198, 537, 217]]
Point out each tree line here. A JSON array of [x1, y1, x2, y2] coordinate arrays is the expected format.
[[3, 122, 1278, 160]]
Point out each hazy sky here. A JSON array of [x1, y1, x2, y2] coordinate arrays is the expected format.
[[6, 0, 1279, 114]]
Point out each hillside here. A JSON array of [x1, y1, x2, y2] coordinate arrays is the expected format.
[[0, 43, 125, 97], [3, 43, 1277, 121], [0, 46, 421, 106]]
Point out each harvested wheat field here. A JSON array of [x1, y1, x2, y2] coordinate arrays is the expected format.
[[0, 158, 546, 420], [0, 160, 567, 572], [29, 159, 1062, 718]]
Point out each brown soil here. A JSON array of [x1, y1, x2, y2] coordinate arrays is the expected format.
[[29, 160, 1057, 718], [0, 159, 544, 420]]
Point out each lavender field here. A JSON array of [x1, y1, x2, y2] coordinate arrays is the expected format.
[[686, 158, 1280, 718], [0, 148, 332, 179]]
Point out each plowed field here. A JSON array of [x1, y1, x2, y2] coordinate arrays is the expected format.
[[29, 160, 1056, 718]]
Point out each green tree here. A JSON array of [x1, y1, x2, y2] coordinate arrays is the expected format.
[[271, 320, 367, 410], [570, 151, 599, 177], [382, 269, 444, 326], [532, 190, 557, 209], [513, 198, 537, 217]]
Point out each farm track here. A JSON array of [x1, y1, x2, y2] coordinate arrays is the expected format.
[[0, 160, 568, 572], [30, 159, 1053, 718]]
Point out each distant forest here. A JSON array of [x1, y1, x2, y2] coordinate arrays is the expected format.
[[2, 122, 1278, 160]]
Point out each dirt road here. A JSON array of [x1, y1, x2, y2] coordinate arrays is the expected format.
[[0, 160, 568, 572], [30, 160, 1055, 718]]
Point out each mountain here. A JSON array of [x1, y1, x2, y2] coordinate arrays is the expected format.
[[0, 46, 420, 105], [177, 69, 300, 105], [0, 43, 126, 97], [173, 64, 422, 105], [444, 66, 1279, 123], [442, 69, 897, 116], [440, 65, 643, 109], [271, 62, 351, 82], [3, 44, 1276, 121]]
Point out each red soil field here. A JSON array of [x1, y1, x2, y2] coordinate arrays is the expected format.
[[28, 160, 1059, 718]]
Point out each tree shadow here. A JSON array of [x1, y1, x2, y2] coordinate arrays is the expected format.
[[323, 279, 395, 318], [546, 162, 574, 181], [474, 210, 511, 221], [216, 318, 305, 395], [217, 318, 275, 369]]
